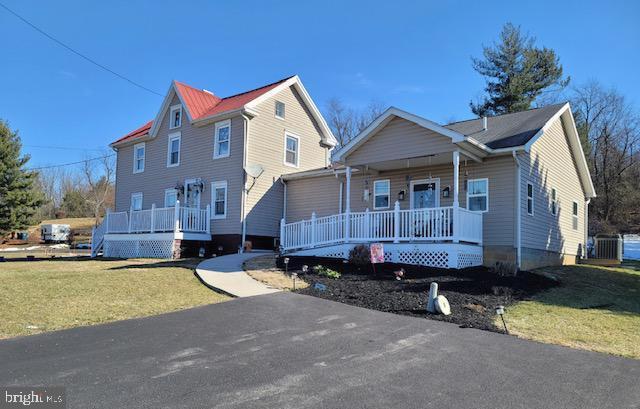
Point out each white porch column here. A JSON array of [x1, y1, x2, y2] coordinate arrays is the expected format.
[[128, 206, 133, 233], [345, 166, 351, 243], [452, 151, 460, 243], [150, 203, 156, 233], [311, 212, 317, 248], [206, 204, 211, 234], [174, 200, 181, 233]]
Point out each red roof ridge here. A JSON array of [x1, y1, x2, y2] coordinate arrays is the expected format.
[[219, 75, 295, 100]]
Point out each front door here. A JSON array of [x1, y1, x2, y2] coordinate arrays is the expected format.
[[184, 179, 201, 208], [410, 179, 440, 209]]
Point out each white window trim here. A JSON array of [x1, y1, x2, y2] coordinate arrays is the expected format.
[[283, 132, 300, 168], [169, 104, 182, 129], [167, 132, 181, 167], [526, 183, 534, 216], [164, 188, 177, 208], [373, 179, 391, 210], [211, 180, 228, 219], [213, 119, 231, 159], [572, 201, 579, 230], [466, 178, 489, 213], [133, 142, 145, 174], [130, 192, 143, 211], [275, 101, 285, 120], [551, 188, 558, 216]]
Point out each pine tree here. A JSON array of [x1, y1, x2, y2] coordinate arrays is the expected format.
[[0, 120, 44, 234], [470, 23, 570, 116]]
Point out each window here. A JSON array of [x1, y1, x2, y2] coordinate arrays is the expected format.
[[284, 133, 299, 167], [133, 142, 145, 173], [527, 183, 534, 216], [167, 132, 181, 167], [551, 188, 557, 215], [275, 101, 285, 119], [467, 178, 489, 212], [164, 189, 177, 207], [572, 201, 579, 230], [373, 179, 390, 209], [211, 181, 227, 219], [169, 105, 182, 129], [131, 193, 143, 211], [214, 120, 231, 159]]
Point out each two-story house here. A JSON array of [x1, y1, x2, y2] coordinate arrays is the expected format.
[[93, 76, 336, 258]]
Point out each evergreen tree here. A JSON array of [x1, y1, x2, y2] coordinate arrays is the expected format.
[[471, 23, 570, 116], [0, 120, 44, 234]]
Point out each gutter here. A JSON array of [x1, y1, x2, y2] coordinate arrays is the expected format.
[[512, 151, 521, 269]]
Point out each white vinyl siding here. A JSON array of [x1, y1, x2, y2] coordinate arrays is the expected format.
[[133, 142, 145, 173], [373, 179, 390, 209], [164, 188, 177, 207], [131, 192, 143, 211], [167, 132, 181, 167], [169, 105, 182, 129], [527, 183, 534, 216], [211, 181, 227, 219], [213, 120, 231, 159], [467, 178, 488, 212], [284, 132, 299, 167]]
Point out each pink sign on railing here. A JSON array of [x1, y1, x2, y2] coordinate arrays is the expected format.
[[370, 243, 384, 264]]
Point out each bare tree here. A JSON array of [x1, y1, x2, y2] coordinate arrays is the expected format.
[[82, 152, 115, 225], [326, 98, 386, 147]]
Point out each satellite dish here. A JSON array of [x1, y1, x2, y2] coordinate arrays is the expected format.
[[244, 164, 264, 179]]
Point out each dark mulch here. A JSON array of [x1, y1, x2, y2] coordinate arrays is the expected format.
[[281, 256, 558, 333]]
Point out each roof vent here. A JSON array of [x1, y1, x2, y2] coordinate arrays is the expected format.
[[202, 89, 214, 95], [482, 116, 488, 131]]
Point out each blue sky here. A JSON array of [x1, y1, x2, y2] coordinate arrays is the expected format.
[[1, 0, 638, 168]]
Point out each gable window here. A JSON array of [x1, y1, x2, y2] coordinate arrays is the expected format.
[[169, 105, 182, 129], [167, 132, 181, 167], [214, 120, 231, 159], [164, 188, 177, 207], [275, 101, 285, 119], [572, 201, 579, 230], [131, 192, 143, 211], [551, 188, 557, 215], [373, 179, 390, 209], [527, 183, 534, 216], [211, 181, 227, 219], [284, 132, 299, 167], [133, 142, 145, 173], [467, 178, 489, 212]]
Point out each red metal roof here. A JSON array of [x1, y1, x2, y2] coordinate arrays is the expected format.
[[113, 76, 293, 145]]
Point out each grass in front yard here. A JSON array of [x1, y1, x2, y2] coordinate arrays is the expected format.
[[503, 261, 640, 359], [0, 258, 228, 339], [244, 255, 309, 290]]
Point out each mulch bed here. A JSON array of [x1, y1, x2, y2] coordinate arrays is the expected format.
[[282, 256, 558, 333]]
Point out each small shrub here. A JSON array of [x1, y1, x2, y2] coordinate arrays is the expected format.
[[348, 244, 370, 265], [491, 261, 518, 277], [314, 265, 341, 279]]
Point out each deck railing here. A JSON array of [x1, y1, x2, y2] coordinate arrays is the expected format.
[[280, 202, 482, 251], [102, 201, 211, 235]]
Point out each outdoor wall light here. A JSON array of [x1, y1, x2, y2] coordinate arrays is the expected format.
[[397, 190, 405, 201], [496, 305, 509, 334], [442, 186, 450, 198]]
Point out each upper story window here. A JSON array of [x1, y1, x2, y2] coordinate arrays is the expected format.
[[131, 192, 143, 211], [373, 179, 390, 209], [275, 101, 285, 119], [467, 178, 489, 212], [572, 201, 579, 230], [551, 188, 558, 215], [169, 105, 182, 129], [214, 120, 231, 159], [167, 132, 181, 167], [164, 188, 177, 207], [133, 142, 145, 173], [284, 132, 299, 167], [211, 181, 227, 219], [527, 183, 534, 216]]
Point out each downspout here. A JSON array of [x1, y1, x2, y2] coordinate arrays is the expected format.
[[279, 178, 287, 221], [512, 151, 521, 269], [240, 115, 250, 253], [584, 198, 591, 259]]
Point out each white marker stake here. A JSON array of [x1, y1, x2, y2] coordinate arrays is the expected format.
[[427, 282, 438, 313]]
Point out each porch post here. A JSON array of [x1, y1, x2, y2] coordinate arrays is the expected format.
[[150, 204, 156, 233], [105, 212, 110, 234], [345, 166, 351, 243], [280, 218, 285, 249], [174, 200, 181, 233], [311, 212, 317, 248], [452, 151, 460, 243], [128, 206, 133, 233], [393, 201, 400, 243], [206, 204, 211, 234]]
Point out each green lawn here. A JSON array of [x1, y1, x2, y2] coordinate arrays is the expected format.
[[0, 258, 228, 339], [503, 261, 640, 359]]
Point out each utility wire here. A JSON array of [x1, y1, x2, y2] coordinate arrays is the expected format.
[[24, 144, 104, 152], [0, 2, 163, 97], [27, 154, 115, 171]]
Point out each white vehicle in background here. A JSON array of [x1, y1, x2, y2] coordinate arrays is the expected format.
[[41, 224, 71, 243]]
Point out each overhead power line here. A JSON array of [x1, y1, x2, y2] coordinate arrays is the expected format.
[[27, 154, 115, 171], [24, 144, 104, 152], [0, 2, 163, 97]]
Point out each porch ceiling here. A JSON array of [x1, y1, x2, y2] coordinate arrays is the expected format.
[[357, 151, 479, 172]]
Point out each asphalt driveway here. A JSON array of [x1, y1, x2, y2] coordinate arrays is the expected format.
[[1, 292, 638, 408]]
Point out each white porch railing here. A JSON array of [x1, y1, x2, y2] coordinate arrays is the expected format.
[[101, 201, 211, 235], [280, 202, 482, 252]]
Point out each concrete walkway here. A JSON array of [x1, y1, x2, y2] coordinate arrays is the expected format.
[[195, 252, 280, 297]]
